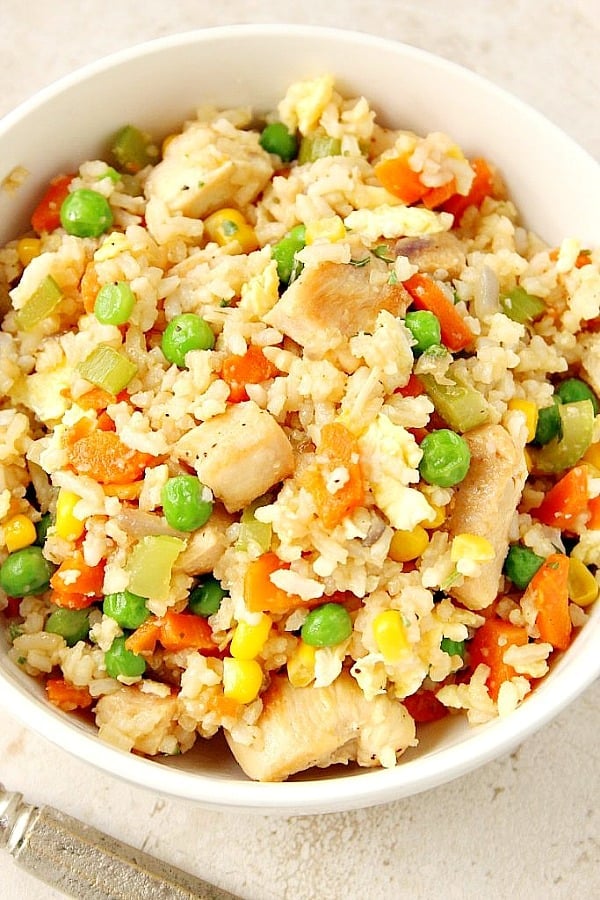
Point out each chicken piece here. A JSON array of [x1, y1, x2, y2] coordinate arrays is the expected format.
[[174, 401, 294, 513], [393, 232, 466, 279], [265, 260, 411, 358], [446, 424, 527, 610], [144, 121, 274, 219], [175, 505, 233, 575], [225, 672, 415, 782], [96, 687, 183, 756]]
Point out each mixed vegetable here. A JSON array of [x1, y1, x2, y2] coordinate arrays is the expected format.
[[0, 76, 599, 780]]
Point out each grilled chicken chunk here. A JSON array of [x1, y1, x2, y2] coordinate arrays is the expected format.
[[393, 232, 466, 279], [225, 672, 415, 782], [175, 506, 233, 575], [265, 260, 411, 358], [174, 400, 294, 512], [144, 122, 273, 220], [446, 424, 527, 610], [96, 687, 181, 756]]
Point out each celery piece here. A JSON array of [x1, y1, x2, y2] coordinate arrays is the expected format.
[[532, 400, 594, 474], [110, 125, 159, 174], [500, 287, 546, 324], [419, 369, 490, 433], [126, 535, 186, 602], [298, 132, 342, 164], [16, 275, 63, 331], [235, 498, 272, 553], [78, 344, 138, 394]]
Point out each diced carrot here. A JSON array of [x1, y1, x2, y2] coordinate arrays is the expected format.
[[64, 417, 95, 446], [468, 618, 529, 701], [103, 481, 143, 500], [50, 550, 105, 597], [50, 591, 96, 610], [77, 387, 128, 411], [80, 262, 100, 314], [422, 178, 457, 210], [68, 430, 154, 484], [406, 427, 428, 444], [533, 465, 589, 532], [125, 617, 161, 655], [404, 273, 475, 352], [575, 251, 592, 268], [587, 496, 600, 531], [31, 174, 74, 234], [374, 155, 428, 205], [221, 345, 278, 403], [441, 157, 494, 224], [208, 693, 241, 719], [395, 374, 425, 398], [46, 677, 93, 712], [96, 411, 116, 432], [521, 553, 572, 651], [302, 422, 365, 530], [159, 610, 218, 654], [244, 552, 306, 614], [403, 689, 448, 723]]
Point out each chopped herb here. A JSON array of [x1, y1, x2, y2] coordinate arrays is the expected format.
[[388, 270, 399, 284], [372, 244, 394, 263], [8, 624, 23, 641], [349, 256, 370, 267]]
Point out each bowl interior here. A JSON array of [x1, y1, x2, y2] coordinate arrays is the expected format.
[[1, 25, 599, 814]]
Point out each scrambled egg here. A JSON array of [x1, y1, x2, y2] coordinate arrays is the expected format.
[[344, 204, 452, 242], [278, 74, 335, 136], [9, 364, 72, 424], [358, 414, 435, 530]]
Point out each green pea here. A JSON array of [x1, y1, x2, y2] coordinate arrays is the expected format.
[[104, 635, 146, 679], [556, 377, 599, 415], [503, 544, 545, 590], [405, 310, 442, 353], [301, 602, 353, 647], [419, 429, 471, 488], [259, 122, 298, 162], [35, 512, 52, 547], [60, 188, 114, 238], [533, 399, 561, 446], [103, 590, 149, 629], [94, 281, 136, 325], [45, 608, 90, 647], [272, 224, 306, 287], [440, 637, 465, 659], [161, 475, 213, 532], [188, 575, 227, 617], [161, 313, 215, 367], [0, 547, 54, 597]]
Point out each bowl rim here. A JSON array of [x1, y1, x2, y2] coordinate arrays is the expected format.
[[1, 22, 599, 814]]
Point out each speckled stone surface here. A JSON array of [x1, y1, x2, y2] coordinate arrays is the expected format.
[[1, 2, 599, 898]]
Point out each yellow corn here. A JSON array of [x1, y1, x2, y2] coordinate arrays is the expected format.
[[55, 489, 85, 542], [583, 442, 600, 470], [305, 215, 346, 245], [222, 657, 263, 704], [388, 525, 429, 562], [4, 514, 37, 552], [424, 504, 446, 530], [568, 557, 599, 608], [17, 237, 42, 267], [161, 133, 178, 156], [450, 533, 495, 563], [287, 641, 316, 687], [230, 614, 272, 660], [372, 609, 409, 663], [507, 398, 538, 443], [204, 208, 259, 254]]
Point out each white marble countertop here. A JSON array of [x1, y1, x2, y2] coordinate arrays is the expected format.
[[1, 2, 599, 897]]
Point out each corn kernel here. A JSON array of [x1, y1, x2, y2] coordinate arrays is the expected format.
[[372, 609, 409, 663], [4, 514, 37, 552], [568, 557, 599, 608], [17, 237, 42, 266], [287, 641, 316, 687], [204, 208, 259, 254], [230, 614, 272, 660], [222, 657, 263, 704], [424, 504, 446, 530], [507, 398, 538, 443], [305, 215, 346, 245], [55, 489, 85, 542], [583, 442, 600, 470], [388, 525, 429, 562], [450, 533, 495, 563]]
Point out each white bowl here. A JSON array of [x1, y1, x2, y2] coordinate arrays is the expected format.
[[1, 25, 599, 815]]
